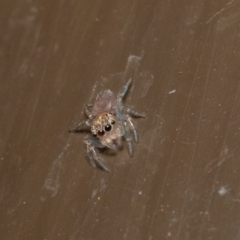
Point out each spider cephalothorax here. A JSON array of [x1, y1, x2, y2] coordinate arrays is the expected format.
[[69, 77, 145, 172], [91, 113, 116, 136]]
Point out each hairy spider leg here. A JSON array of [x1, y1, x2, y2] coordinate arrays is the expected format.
[[114, 107, 127, 138], [126, 107, 146, 142], [126, 107, 146, 118], [123, 121, 133, 157], [118, 77, 132, 100], [126, 115, 138, 143], [85, 148, 97, 168], [84, 136, 110, 172], [69, 119, 91, 132], [114, 103, 134, 156]]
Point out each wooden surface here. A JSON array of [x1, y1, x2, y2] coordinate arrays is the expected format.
[[1, 0, 240, 239]]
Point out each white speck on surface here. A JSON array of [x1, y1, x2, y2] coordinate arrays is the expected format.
[[218, 186, 229, 196], [168, 89, 176, 94], [139, 191, 142, 195]]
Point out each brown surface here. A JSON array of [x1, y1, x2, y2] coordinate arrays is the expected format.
[[1, 0, 240, 239]]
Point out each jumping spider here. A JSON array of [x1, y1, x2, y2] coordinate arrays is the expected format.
[[69, 77, 146, 172]]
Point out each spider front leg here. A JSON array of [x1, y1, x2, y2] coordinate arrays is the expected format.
[[118, 77, 132, 101], [69, 119, 91, 132], [84, 135, 110, 172]]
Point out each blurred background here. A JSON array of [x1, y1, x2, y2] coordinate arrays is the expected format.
[[1, 0, 240, 239]]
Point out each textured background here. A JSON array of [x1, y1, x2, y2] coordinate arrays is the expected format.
[[1, 0, 240, 239]]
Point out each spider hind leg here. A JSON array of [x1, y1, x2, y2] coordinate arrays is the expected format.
[[126, 115, 139, 143]]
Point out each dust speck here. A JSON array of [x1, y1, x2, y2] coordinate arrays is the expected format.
[[168, 89, 176, 94], [218, 186, 229, 196]]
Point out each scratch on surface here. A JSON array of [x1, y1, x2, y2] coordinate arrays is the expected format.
[[140, 125, 164, 157], [205, 146, 231, 172], [139, 71, 154, 97], [217, 12, 240, 31], [206, 0, 236, 24], [25, 2, 65, 140], [7, 197, 23, 216], [180, 141, 196, 145], [175, 28, 214, 240], [218, 146, 231, 166], [43, 143, 70, 197], [195, 35, 229, 240], [25, 72, 45, 140], [205, 158, 218, 173], [120, 1, 136, 40], [69, 168, 112, 239], [195, 61, 240, 239], [16, 221, 23, 240]]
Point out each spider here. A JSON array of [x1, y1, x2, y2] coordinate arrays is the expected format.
[[69, 77, 146, 172]]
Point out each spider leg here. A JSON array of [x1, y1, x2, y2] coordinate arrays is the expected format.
[[85, 149, 97, 168], [115, 107, 134, 156], [126, 107, 146, 118], [84, 136, 110, 172], [69, 119, 91, 132], [118, 76, 132, 100], [123, 121, 133, 157], [126, 115, 138, 143]]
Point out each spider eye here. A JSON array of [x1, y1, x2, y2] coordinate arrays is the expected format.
[[111, 120, 115, 125], [105, 125, 112, 132], [97, 130, 105, 136], [93, 133, 97, 137]]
